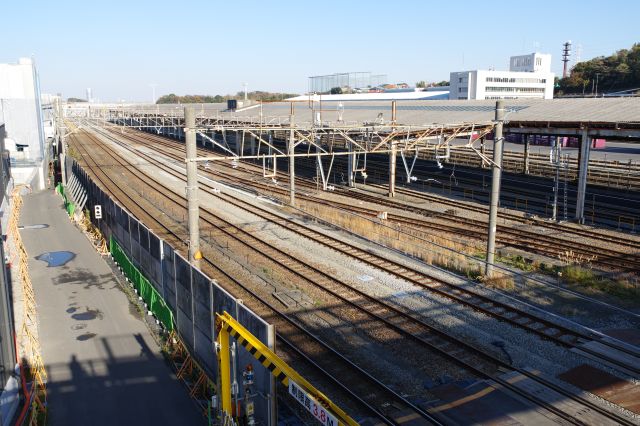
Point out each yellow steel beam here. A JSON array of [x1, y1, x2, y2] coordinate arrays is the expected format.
[[216, 312, 358, 426], [218, 325, 232, 413]]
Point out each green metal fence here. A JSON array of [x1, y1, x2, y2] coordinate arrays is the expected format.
[[56, 183, 76, 217], [110, 235, 174, 331]]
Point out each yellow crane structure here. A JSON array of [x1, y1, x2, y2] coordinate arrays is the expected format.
[[215, 311, 359, 426]]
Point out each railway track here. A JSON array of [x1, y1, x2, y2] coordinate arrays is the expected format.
[[103, 125, 640, 374], [337, 188, 640, 272], [365, 182, 640, 251], [384, 163, 638, 226], [128, 124, 640, 251], [68, 126, 443, 425], [75, 123, 639, 424], [178, 141, 640, 270], [295, 155, 640, 248], [118, 126, 640, 273], [418, 147, 640, 191], [192, 163, 640, 273]]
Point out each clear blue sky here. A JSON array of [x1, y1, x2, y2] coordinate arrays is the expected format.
[[2, 0, 638, 102]]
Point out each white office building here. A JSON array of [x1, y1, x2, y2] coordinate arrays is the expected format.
[[0, 58, 47, 189], [449, 53, 554, 100]]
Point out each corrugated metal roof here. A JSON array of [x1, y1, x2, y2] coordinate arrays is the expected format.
[[127, 98, 640, 129], [223, 98, 640, 127], [285, 91, 449, 101]]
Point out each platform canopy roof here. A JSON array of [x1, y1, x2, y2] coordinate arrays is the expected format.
[[242, 98, 640, 125], [115, 98, 640, 138]]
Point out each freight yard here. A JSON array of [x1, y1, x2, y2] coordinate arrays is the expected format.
[[2, 2, 640, 425], [40, 97, 639, 425]]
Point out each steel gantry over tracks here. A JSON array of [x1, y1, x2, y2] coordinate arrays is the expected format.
[[79, 101, 497, 200], [70, 101, 503, 271]]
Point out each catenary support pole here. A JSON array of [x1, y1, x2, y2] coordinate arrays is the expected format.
[[485, 100, 505, 277], [389, 142, 397, 197], [389, 101, 397, 197], [289, 114, 295, 206], [57, 98, 67, 186], [524, 134, 530, 174], [575, 128, 591, 223], [347, 140, 355, 187], [552, 137, 561, 221], [185, 106, 201, 267]]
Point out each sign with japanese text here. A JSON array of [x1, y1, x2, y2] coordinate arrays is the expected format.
[[288, 380, 338, 426]]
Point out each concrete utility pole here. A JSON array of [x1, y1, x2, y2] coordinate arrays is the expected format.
[[485, 100, 505, 277], [388, 100, 397, 197], [289, 114, 295, 206], [523, 135, 530, 174], [347, 140, 355, 187], [552, 137, 561, 221], [185, 106, 201, 267], [575, 128, 591, 223], [56, 98, 67, 186]]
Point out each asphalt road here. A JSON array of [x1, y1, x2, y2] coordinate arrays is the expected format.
[[21, 190, 204, 426]]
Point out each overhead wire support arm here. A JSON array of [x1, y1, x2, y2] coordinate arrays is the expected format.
[[93, 106, 497, 164], [197, 131, 240, 159]]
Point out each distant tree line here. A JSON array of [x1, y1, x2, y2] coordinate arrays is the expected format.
[[557, 42, 640, 96], [416, 80, 449, 88], [67, 97, 87, 102], [156, 91, 299, 104], [156, 94, 223, 104]]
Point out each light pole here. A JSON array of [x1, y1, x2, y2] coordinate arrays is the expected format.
[[595, 73, 601, 97], [150, 83, 157, 104]]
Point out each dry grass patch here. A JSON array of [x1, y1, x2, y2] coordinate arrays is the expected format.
[[295, 200, 487, 281], [480, 273, 516, 290]]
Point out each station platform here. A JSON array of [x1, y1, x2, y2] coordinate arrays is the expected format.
[[19, 190, 204, 425]]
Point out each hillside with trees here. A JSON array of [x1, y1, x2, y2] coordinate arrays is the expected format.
[[556, 42, 640, 96], [156, 91, 299, 104]]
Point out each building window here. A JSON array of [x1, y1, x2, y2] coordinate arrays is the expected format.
[[486, 86, 545, 93], [486, 77, 548, 84]]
